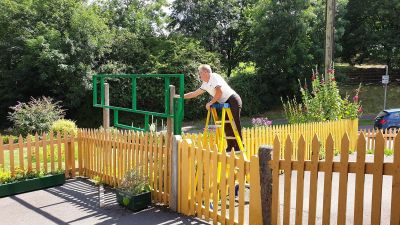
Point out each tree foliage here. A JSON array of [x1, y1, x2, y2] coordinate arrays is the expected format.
[[170, 0, 255, 77], [342, 0, 400, 68]]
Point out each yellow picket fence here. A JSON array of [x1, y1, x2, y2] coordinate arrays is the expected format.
[[185, 119, 358, 160], [77, 129, 171, 205], [0, 132, 75, 178], [177, 139, 262, 225], [179, 130, 400, 225], [269, 132, 400, 225], [360, 128, 398, 150]]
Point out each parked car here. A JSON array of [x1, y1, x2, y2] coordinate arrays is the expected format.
[[374, 108, 400, 130]]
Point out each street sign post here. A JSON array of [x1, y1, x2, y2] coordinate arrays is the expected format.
[[383, 65, 389, 110]]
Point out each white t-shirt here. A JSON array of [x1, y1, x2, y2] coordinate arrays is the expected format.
[[200, 73, 236, 103]]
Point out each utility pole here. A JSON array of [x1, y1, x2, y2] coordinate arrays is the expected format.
[[324, 0, 336, 81]]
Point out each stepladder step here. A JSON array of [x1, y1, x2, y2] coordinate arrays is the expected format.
[[215, 121, 230, 124]]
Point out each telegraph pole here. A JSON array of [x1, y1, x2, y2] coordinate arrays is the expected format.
[[324, 0, 336, 81]]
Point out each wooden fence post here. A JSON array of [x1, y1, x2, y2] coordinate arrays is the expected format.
[[170, 135, 181, 211], [259, 145, 273, 225], [103, 83, 110, 130]]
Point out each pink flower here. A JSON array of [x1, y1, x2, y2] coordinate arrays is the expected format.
[[353, 95, 359, 103], [328, 69, 335, 74], [358, 106, 363, 113], [311, 75, 316, 81], [331, 77, 336, 81], [266, 120, 272, 125]]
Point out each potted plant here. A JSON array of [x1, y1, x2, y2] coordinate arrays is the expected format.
[[0, 168, 65, 197], [116, 170, 151, 211]]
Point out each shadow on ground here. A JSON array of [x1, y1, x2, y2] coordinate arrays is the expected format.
[[0, 178, 209, 225]]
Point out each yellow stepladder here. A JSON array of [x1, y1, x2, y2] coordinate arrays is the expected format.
[[204, 103, 246, 155], [203, 103, 246, 210]]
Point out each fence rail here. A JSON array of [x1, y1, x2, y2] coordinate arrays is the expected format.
[[78, 129, 171, 205], [267, 132, 400, 225], [0, 132, 74, 178]]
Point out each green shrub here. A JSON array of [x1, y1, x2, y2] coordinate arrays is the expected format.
[[51, 119, 78, 136], [283, 68, 362, 123], [8, 97, 65, 136], [1, 135, 18, 144]]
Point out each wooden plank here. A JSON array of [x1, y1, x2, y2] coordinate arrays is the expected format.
[[238, 153, 245, 225], [354, 132, 366, 225], [158, 134, 164, 203], [63, 133, 69, 178], [144, 133, 149, 179], [230, 152, 237, 225], [212, 145, 219, 223], [322, 134, 334, 225], [163, 137, 168, 204], [112, 131, 117, 186], [220, 151, 228, 225], [70, 135, 76, 177], [295, 135, 306, 225], [249, 155, 262, 225], [204, 148, 211, 221], [9, 138, 15, 175], [308, 135, 320, 225], [337, 134, 350, 225], [181, 139, 191, 215], [371, 131, 385, 225], [56, 133, 62, 171], [49, 132, 55, 172], [149, 133, 154, 199], [0, 135, 3, 169], [18, 135, 24, 171], [189, 137, 196, 215], [42, 133, 47, 173], [153, 134, 159, 202], [26, 135, 32, 172], [283, 135, 293, 225], [271, 136, 281, 225], [35, 133, 40, 172], [390, 134, 400, 225], [196, 146, 204, 216]]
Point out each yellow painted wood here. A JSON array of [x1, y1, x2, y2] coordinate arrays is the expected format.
[[27, 135, 32, 172], [283, 135, 293, 225], [18, 135, 24, 171], [35, 133, 40, 172], [228, 153, 236, 225], [390, 134, 400, 225], [238, 153, 245, 225], [353, 132, 366, 225], [337, 134, 350, 225], [8, 138, 14, 175], [322, 134, 334, 225], [249, 155, 262, 225], [308, 135, 320, 225], [271, 136, 281, 225], [371, 131, 385, 225], [295, 135, 306, 225]]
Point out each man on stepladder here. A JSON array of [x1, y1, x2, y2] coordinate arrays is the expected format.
[[182, 64, 243, 153]]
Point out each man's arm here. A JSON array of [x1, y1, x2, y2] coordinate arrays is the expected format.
[[205, 86, 222, 110], [183, 88, 205, 99]]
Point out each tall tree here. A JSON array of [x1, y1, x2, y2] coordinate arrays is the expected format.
[[169, 0, 255, 77], [251, 0, 314, 102], [342, 0, 400, 68]]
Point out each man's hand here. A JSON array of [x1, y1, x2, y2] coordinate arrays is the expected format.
[[206, 102, 212, 111]]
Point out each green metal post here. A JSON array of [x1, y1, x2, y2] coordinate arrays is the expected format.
[[100, 77, 105, 106], [165, 77, 170, 114], [132, 77, 137, 110], [144, 114, 149, 132], [114, 110, 118, 126], [93, 76, 98, 105]]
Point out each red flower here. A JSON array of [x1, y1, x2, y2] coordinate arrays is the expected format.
[[358, 106, 363, 113], [330, 77, 336, 81], [328, 69, 335, 74], [353, 95, 359, 103]]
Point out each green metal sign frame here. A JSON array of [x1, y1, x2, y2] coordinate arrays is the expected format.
[[92, 74, 184, 134]]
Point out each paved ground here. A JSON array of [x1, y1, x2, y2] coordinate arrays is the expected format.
[[0, 178, 209, 225]]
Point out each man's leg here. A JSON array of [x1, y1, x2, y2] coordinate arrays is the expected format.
[[225, 94, 242, 152]]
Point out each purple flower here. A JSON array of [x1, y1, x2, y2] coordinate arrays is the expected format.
[[266, 120, 272, 125]]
